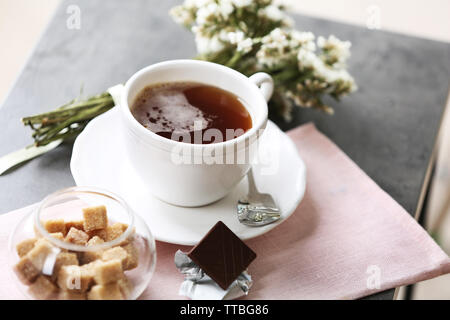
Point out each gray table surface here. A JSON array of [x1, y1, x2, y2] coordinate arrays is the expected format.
[[1, 0, 449, 300]]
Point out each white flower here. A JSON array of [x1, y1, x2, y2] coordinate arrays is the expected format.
[[195, 33, 225, 54], [260, 5, 283, 21], [226, 30, 245, 44], [297, 47, 356, 91], [291, 31, 315, 51], [237, 38, 253, 53], [297, 48, 319, 69], [196, 3, 220, 25], [185, 0, 214, 8], [221, 30, 253, 53], [264, 28, 287, 44], [257, 28, 316, 67], [258, 4, 294, 27], [230, 0, 252, 8], [169, 6, 194, 26], [218, 0, 234, 17], [317, 35, 351, 66], [257, 28, 293, 67]]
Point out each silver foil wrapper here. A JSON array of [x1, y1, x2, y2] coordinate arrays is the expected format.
[[174, 250, 252, 300]]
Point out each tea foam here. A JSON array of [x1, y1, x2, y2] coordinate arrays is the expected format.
[[133, 87, 211, 134]]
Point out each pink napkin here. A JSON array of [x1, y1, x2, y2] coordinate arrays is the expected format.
[[1, 123, 449, 299]]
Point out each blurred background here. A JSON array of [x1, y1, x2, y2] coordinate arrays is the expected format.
[[0, 0, 449, 299]]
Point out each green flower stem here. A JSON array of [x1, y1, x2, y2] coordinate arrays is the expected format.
[[272, 68, 300, 82], [22, 97, 112, 125], [226, 51, 243, 68], [22, 92, 114, 147]]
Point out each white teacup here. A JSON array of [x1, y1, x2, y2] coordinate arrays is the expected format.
[[119, 60, 273, 207]]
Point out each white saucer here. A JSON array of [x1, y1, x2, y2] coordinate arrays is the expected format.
[[70, 107, 306, 245]]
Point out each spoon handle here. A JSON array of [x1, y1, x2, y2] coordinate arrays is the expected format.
[[247, 168, 258, 195]]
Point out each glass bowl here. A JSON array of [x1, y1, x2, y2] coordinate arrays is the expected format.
[[8, 186, 156, 300]]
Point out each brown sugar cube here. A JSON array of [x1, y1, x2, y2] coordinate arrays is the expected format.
[[65, 220, 85, 234], [16, 238, 37, 257], [57, 264, 95, 293], [28, 275, 58, 299], [87, 223, 128, 243], [121, 224, 135, 244], [82, 205, 108, 232], [80, 260, 101, 278], [80, 236, 105, 264], [101, 247, 128, 270], [87, 228, 108, 241], [51, 252, 79, 281], [27, 238, 54, 271], [49, 232, 64, 241], [105, 223, 129, 244], [59, 290, 86, 300], [43, 219, 66, 235], [15, 256, 40, 284], [117, 278, 132, 299], [88, 235, 105, 246], [112, 222, 129, 234], [93, 259, 123, 284], [65, 227, 89, 245], [81, 260, 101, 272], [121, 243, 139, 270], [15, 237, 54, 283], [88, 283, 124, 300]]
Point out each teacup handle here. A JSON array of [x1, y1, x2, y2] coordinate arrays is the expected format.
[[249, 73, 274, 102]]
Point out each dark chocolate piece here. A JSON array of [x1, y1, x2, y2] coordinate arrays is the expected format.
[[188, 221, 257, 290]]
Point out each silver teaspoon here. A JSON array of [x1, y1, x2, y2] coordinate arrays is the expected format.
[[237, 168, 281, 227]]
